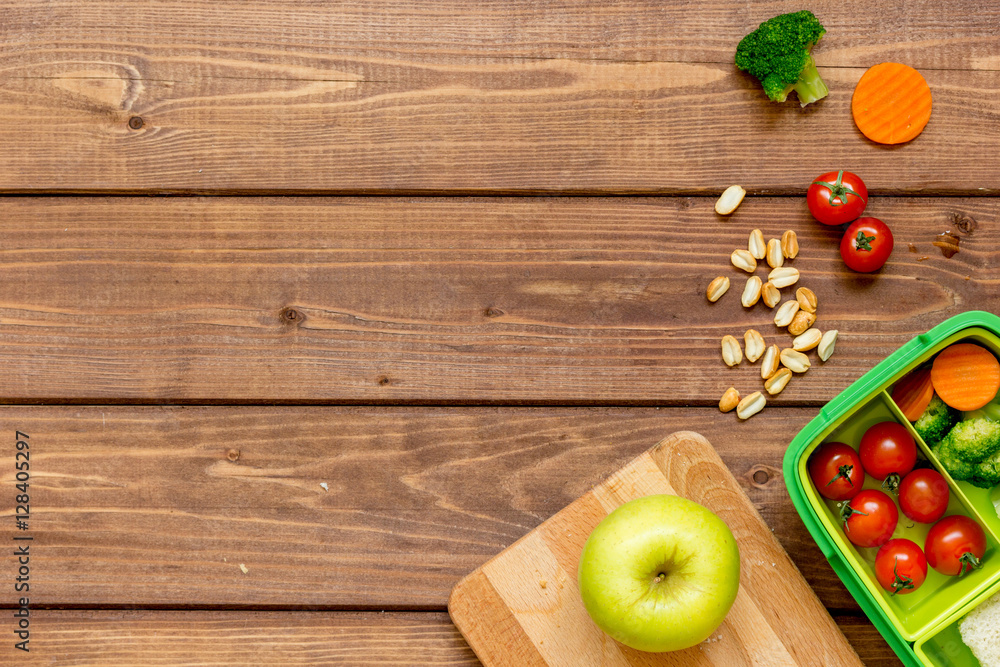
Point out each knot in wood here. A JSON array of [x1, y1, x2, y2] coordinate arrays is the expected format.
[[279, 307, 303, 325], [484, 306, 505, 318], [751, 468, 770, 486], [377, 375, 391, 386], [226, 448, 241, 462], [953, 212, 978, 235], [128, 116, 144, 130]]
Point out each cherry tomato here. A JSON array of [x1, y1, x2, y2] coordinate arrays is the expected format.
[[841, 217, 894, 273], [809, 442, 865, 501], [925, 515, 986, 576], [875, 539, 927, 595], [898, 469, 950, 524], [858, 421, 917, 487], [807, 170, 869, 225], [842, 489, 899, 548]]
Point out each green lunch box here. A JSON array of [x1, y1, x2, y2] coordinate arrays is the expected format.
[[784, 310, 1000, 667]]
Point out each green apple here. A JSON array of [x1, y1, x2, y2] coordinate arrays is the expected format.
[[577, 494, 740, 652]]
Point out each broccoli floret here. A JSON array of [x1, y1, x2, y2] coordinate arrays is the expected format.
[[914, 394, 961, 446], [942, 418, 1000, 463], [971, 450, 1000, 489], [735, 11, 829, 106], [933, 437, 976, 481]]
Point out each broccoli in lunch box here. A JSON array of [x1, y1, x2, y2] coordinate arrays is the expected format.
[[932, 417, 1000, 489]]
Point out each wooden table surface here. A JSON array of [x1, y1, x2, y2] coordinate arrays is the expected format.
[[2, 2, 998, 664]]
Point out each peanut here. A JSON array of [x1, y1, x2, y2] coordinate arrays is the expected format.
[[766, 238, 784, 269], [761, 281, 781, 308], [774, 300, 800, 328], [719, 387, 741, 413], [737, 391, 766, 420], [715, 185, 746, 215], [765, 368, 792, 395], [707, 276, 730, 302], [744, 329, 765, 362], [818, 329, 839, 362], [781, 230, 799, 259], [796, 287, 817, 313], [760, 344, 780, 379], [742, 276, 763, 307], [731, 249, 757, 273], [792, 328, 822, 352], [780, 348, 811, 373], [787, 310, 817, 336], [768, 266, 800, 288], [721, 335, 743, 367], [748, 229, 766, 259]]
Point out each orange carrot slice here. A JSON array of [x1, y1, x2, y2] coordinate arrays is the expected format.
[[930, 343, 1000, 411], [891, 367, 934, 421], [852, 62, 932, 145]]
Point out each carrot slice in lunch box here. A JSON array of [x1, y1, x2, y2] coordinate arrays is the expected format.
[[852, 62, 932, 144], [931, 343, 1000, 411], [891, 367, 934, 421]]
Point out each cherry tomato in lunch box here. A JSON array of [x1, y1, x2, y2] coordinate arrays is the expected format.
[[875, 539, 927, 595], [841, 489, 899, 547], [898, 468, 950, 524], [858, 421, 917, 487], [840, 217, 894, 273], [842, 489, 899, 548], [925, 515, 986, 576], [807, 170, 869, 225], [809, 442, 865, 501]]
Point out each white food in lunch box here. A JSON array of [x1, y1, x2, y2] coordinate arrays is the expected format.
[[959, 590, 1000, 666]]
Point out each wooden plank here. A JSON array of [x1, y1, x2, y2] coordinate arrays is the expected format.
[[0, 3, 997, 193], [450, 432, 861, 666], [3, 610, 479, 666], [836, 616, 904, 667], [4, 1, 992, 68], [0, 405, 856, 608], [0, 610, 894, 666], [0, 197, 995, 403]]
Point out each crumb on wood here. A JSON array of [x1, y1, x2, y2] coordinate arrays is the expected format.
[[239, 563, 249, 574], [539, 580, 547, 589], [320, 482, 329, 491]]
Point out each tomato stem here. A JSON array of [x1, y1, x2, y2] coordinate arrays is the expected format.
[[854, 230, 876, 252], [890, 558, 915, 596], [881, 473, 901, 494], [812, 170, 866, 208], [839, 502, 868, 527], [827, 464, 855, 488], [958, 552, 983, 576]]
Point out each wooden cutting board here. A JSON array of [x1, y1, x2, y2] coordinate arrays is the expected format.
[[449, 431, 863, 666]]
